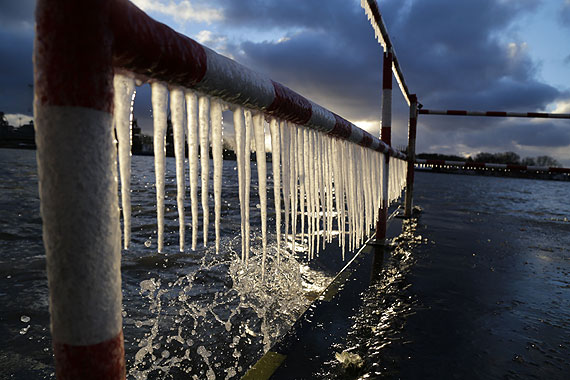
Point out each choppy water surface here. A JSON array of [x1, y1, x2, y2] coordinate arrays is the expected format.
[[0, 149, 337, 379], [1, 150, 569, 379], [320, 172, 570, 379]]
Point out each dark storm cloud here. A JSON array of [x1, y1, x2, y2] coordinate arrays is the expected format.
[[0, 27, 34, 115], [217, 0, 385, 122], [0, 0, 36, 116], [461, 120, 570, 149], [0, 0, 36, 30], [204, 0, 570, 164], [215, 0, 561, 116]]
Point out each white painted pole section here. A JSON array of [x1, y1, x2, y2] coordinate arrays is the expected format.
[[113, 73, 135, 250], [151, 82, 168, 253], [35, 105, 123, 345]]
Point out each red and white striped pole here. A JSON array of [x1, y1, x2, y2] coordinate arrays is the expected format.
[[418, 109, 570, 119], [376, 50, 393, 243], [404, 94, 418, 218], [34, 0, 125, 378]]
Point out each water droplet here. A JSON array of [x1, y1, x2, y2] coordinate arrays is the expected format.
[[20, 315, 30, 323], [19, 325, 30, 335], [161, 350, 170, 358], [144, 239, 152, 248]]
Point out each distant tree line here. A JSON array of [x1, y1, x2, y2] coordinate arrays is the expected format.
[[417, 151, 560, 167], [0, 112, 36, 149]]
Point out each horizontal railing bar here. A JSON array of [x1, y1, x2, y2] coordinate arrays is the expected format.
[[110, 0, 405, 160], [418, 109, 570, 119]]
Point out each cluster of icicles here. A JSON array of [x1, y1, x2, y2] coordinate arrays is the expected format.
[[113, 73, 407, 267]]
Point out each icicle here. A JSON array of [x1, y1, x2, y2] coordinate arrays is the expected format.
[[253, 114, 267, 277], [280, 121, 291, 253], [305, 129, 314, 259], [199, 96, 210, 246], [269, 118, 281, 263], [332, 138, 345, 256], [244, 110, 253, 262], [317, 133, 326, 249], [297, 127, 305, 254], [185, 91, 199, 251], [290, 125, 298, 254], [113, 73, 135, 250], [234, 107, 246, 261], [169, 87, 186, 252], [151, 82, 168, 253], [211, 99, 223, 253], [310, 131, 318, 256], [325, 136, 334, 243]]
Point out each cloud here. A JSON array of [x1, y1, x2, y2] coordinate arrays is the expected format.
[[131, 0, 223, 24], [560, 0, 570, 27], [0, 27, 34, 116], [4, 113, 33, 127], [0, 0, 36, 31]]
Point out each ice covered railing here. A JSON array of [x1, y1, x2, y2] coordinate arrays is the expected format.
[[33, 0, 407, 378], [110, 0, 407, 263]]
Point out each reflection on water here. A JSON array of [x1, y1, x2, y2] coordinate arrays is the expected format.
[[318, 218, 426, 379], [0, 149, 334, 379], [126, 245, 333, 380], [319, 172, 570, 379]]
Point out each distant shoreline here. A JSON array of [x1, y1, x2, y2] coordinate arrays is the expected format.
[[416, 166, 570, 182]]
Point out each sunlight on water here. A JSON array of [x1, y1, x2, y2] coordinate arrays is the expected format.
[[126, 236, 333, 379]]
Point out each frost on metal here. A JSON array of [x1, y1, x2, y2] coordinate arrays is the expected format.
[[112, 74, 407, 266]]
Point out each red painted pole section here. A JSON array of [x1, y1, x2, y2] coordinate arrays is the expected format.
[[34, 0, 125, 378], [376, 51, 393, 242], [404, 95, 418, 218]]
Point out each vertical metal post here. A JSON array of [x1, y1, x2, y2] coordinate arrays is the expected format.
[[376, 50, 393, 242], [34, 0, 125, 378], [404, 94, 418, 218]]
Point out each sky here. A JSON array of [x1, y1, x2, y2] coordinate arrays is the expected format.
[[1, 0, 569, 164]]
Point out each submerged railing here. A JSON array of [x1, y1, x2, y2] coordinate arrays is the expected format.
[[34, 0, 409, 378]]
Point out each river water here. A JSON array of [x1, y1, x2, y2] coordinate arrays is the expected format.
[[1, 148, 569, 379]]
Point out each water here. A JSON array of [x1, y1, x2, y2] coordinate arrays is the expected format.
[[319, 172, 570, 379], [0, 148, 338, 379], [2, 150, 569, 379]]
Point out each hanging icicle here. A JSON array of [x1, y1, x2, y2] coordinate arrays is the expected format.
[[199, 95, 210, 247], [113, 73, 136, 250], [234, 107, 247, 261], [151, 82, 168, 253], [269, 118, 281, 263], [211, 99, 223, 253], [253, 113, 268, 276], [279, 121, 291, 255], [185, 91, 199, 251], [170, 87, 186, 252], [290, 124, 298, 254], [244, 110, 253, 262]]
